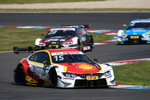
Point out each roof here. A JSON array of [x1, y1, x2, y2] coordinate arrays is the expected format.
[[51, 27, 76, 31], [44, 49, 84, 55], [131, 19, 150, 23]]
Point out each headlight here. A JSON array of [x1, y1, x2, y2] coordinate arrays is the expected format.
[[121, 33, 127, 38], [118, 31, 128, 38], [103, 71, 112, 78], [63, 72, 78, 78], [142, 33, 150, 37], [63, 42, 73, 45], [39, 40, 46, 45]]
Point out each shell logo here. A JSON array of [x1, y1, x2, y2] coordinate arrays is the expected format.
[[78, 64, 94, 70]]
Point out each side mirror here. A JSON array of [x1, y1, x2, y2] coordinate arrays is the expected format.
[[123, 24, 127, 27], [43, 60, 48, 66], [41, 33, 46, 35], [94, 58, 99, 63]]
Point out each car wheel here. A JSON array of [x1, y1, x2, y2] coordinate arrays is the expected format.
[[49, 68, 58, 87], [77, 40, 83, 51], [14, 66, 27, 85], [13, 47, 19, 54], [117, 42, 122, 45], [89, 37, 94, 51]]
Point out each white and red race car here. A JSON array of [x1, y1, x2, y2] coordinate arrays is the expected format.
[[35, 25, 94, 51], [14, 49, 115, 88]]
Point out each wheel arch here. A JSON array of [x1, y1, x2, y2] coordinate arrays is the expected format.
[[48, 66, 58, 87], [14, 63, 27, 85], [17, 59, 30, 76], [48, 66, 59, 74]]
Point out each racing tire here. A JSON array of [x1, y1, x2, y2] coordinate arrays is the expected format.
[[49, 68, 58, 87], [89, 37, 94, 51], [14, 66, 27, 85], [77, 40, 83, 51], [13, 47, 19, 54], [117, 43, 122, 45], [117, 41, 125, 45]]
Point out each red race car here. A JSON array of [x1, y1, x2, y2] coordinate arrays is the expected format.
[[14, 49, 115, 88]]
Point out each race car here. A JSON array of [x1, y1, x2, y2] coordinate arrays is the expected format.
[[117, 18, 150, 44], [35, 25, 94, 51], [14, 49, 115, 88]]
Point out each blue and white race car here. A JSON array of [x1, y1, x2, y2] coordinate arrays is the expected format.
[[117, 19, 150, 44]]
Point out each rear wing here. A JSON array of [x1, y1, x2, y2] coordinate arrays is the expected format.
[[13, 46, 52, 54], [60, 24, 90, 28]]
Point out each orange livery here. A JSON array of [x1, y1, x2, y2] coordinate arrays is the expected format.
[[14, 49, 115, 88]]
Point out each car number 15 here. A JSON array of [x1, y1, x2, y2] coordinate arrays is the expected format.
[[53, 55, 64, 61]]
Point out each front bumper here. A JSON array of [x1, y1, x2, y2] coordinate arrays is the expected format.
[[74, 79, 107, 87], [117, 35, 150, 44], [57, 76, 115, 88], [44, 44, 78, 49]]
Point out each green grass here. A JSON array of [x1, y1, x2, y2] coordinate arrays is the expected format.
[[113, 61, 150, 86], [0, 27, 113, 51], [0, 28, 49, 51], [0, 0, 105, 4], [88, 32, 113, 43], [0, 8, 150, 12]]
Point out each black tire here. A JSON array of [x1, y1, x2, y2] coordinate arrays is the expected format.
[[117, 41, 125, 45], [14, 66, 27, 85], [77, 40, 83, 51], [89, 36, 94, 51], [28, 46, 33, 53], [117, 42, 122, 45], [49, 68, 58, 87], [13, 47, 19, 54]]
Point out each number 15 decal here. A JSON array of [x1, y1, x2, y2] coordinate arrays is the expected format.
[[53, 55, 64, 61]]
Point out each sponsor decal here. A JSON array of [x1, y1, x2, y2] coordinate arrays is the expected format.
[[45, 39, 51, 42], [130, 36, 139, 39], [86, 76, 98, 80], [78, 64, 94, 70], [62, 37, 74, 44], [25, 76, 38, 83], [51, 51, 83, 56], [60, 39, 66, 41], [50, 39, 59, 41]]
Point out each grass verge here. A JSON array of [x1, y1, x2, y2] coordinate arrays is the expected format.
[[113, 61, 150, 86], [0, 8, 150, 12], [88, 32, 113, 43], [0, 28, 49, 51], [0, 0, 105, 4], [0, 27, 113, 51]]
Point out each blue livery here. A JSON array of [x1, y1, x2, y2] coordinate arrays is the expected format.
[[117, 19, 150, 44]]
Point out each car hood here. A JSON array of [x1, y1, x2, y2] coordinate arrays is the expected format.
[[59, 63, 100, 74], [124, 28, 150, 35], [42, 36, 72, 43]]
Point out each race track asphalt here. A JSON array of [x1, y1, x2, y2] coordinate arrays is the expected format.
[[0, 12, 150, 100], [1, 12, 150, 30]]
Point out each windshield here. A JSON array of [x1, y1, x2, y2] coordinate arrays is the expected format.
[[126, 22, 150, 30], [52, 54, 94, 63], [45, 30, 76, 38]]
